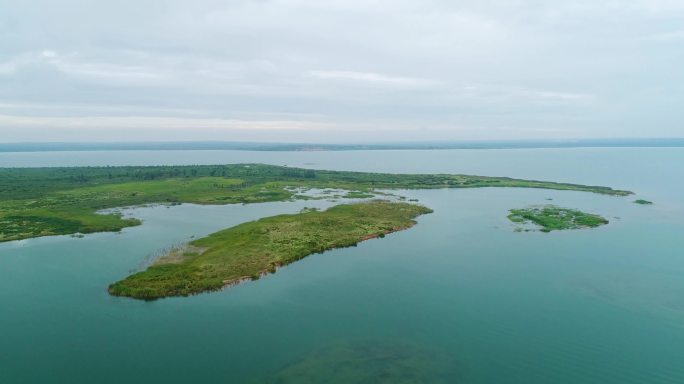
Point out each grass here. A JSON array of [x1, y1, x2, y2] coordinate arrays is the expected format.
[[508, 205, 609, 232], [0, 210, 140, 239], [0, 163, 632, 242], [634, 199, 653, 205], [108, 200, 432, 300]]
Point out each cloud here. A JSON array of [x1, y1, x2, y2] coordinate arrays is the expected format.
[[0, 114, 331, 131], [514, 89, 593, 102], [640, 30, 684, 42], [309, 70, 437, 88], [0, 0, 683, 141], [0, 51, 169, 84]]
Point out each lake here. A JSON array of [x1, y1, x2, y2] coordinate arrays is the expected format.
[[1, 148, 683, 383]]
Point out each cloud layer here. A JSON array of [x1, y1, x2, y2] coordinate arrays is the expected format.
[[1, 0, 683, 142]]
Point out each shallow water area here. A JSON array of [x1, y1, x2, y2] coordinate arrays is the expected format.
[[1, 148, 684, 383]]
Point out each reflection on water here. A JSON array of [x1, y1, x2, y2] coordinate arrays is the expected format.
[[264, 339, 455, 384]]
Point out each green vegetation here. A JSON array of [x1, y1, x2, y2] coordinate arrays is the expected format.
[[0, 164, 632, 242], [634, 199, 653, 205], [508, 205, 609, 232], [108, 201, 432, 299], [0, 211, 140, 240]]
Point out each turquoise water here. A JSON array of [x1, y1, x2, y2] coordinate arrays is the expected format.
[[1, 148, 683, 383]]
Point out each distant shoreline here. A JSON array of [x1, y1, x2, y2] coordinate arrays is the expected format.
[[1, 138, 683, 153]]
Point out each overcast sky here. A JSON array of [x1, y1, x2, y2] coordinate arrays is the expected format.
[[1, 0, 683, 142]]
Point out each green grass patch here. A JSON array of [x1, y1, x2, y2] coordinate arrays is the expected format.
[[633, 199, 653, 205], [0, 164, 632, 242], [508, 205, 609, 233], [0, 209, 140, 242], [108, 201, 432, 300]]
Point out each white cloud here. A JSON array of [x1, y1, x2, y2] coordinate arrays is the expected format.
[[0, 0, 682, 141], [0, 55, 30, 75], [515, 89, 593, 102], [308, 70, 437, 88], [450, 84, 594, 104], [41, 50, 57, 58], [0, 114, 331, 131], [640, 30, 684, 42]]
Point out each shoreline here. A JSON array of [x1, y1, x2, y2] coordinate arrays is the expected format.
[[108, 201, 431, 300], [0, 163, 632, 243]]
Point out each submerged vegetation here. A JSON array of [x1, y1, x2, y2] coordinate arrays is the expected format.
[[0, 164, 632, 242], [343, 191, 376, 199], [267, 339, 454, 383], [508, 205, 609, 232], [634, 199, 653, 205], [108, 201, 432, 299]]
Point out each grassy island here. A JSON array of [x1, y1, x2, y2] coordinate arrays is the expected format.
[[108, 201, 431, 299], [634, 199, 653, 205], [0, 164, 632, 242], [508, 205, 609, 232]]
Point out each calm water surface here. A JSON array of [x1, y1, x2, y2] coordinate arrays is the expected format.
[[1, 148, 683, 383]]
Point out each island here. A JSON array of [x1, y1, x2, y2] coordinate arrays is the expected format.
[[633, 199, 653, 205], [108, 200, 431, 299], [508, 205, 609, 232], [0, 164, 632, 242]]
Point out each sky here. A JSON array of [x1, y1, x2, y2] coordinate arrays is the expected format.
[[1, 0, 683, 143]]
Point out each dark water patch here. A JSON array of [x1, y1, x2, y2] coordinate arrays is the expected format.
[[262, 339, 457, 384]]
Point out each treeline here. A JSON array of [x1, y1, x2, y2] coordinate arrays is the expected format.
[[0, 164, 318, 200], [0, 163, 632, 202]]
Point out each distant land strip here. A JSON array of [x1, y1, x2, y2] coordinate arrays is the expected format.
[[1, 138, 683, 152], [0, 163, 633, 242]]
